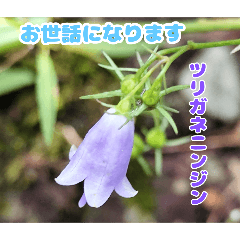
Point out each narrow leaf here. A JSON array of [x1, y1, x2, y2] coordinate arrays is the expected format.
[[36, 50, 58, 146], [102, 51, 124, 80], [159, 84, 190, 98], [165, 136, 191, 147], [162, 105, 179, 114], [96, 99, 116, 108], [80, 89, 122, 99], [157, 105, 178, 134], [98, 64, 138, 72], [136, 51, 144, 67], [0, 68, 34, 96]]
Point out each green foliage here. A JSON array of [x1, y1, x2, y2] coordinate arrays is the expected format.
[[156, 104, 178, 134], [36, 50, 58, 146], [0, 68, 34, 96]]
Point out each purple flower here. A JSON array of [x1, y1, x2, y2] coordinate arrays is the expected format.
[[55, 108, 137, 208]]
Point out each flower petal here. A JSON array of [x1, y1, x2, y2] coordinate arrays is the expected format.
[[115, 176, 138, 198], [83, 112, 134, 207], [78, 193, 87, 208], [56, 107, 134, 206], [55, 141, 88, 186], [69, 144, 78, 160], [84, 177, 114, 208]]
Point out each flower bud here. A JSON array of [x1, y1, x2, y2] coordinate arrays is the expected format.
[[116, 99, 131, 114], [142, 89, 159, 106], [121, 74, 143, 95], [146, 127, 166, 148], [131, 134, 145, 159]]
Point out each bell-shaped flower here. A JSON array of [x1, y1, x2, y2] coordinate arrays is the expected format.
[[55, 108, 138, 208]]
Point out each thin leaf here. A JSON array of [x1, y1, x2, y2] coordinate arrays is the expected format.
[[0, 25, 22, 54], [159, 84, 190, 98], [98, 64, 138, 72], [148, 45, 160, 61], [162, 105, 179, 114], [96, 99, 116, 108], [102, 51, 124, 80], [136, 46, 159, 89], [36, 50, 58, 146], [80, 89, 122, 99], [132, 103, 148, 117], [157, 105, 178, 134], [165, 136, 191, 147], [137, 155, 153, 176], [63, 40, 159, 59], [0, 68, 34, 96], [160, 116, 169, 132], [136, 51, 144, 67]]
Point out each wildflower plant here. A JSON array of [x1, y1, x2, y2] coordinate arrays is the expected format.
[[55, 45, 194, 207], [79, 46, 191, 175], [55, 35, 240, 207]]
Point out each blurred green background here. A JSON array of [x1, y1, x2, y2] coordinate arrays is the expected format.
[[1, 17, 240, 223]]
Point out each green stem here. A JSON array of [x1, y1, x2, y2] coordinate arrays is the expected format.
[[187, 39, 240, 50], [110, 18, 240, 34], [151, 109, 160, 127], [155, 148, 162, 176], [124, 60, 163, 101], [183, 18, 240, 33], [151, 45, 189, 92]]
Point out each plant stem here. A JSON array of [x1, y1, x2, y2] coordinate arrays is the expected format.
[[151, 45, 189, 91], [124, 60, 163, 101]]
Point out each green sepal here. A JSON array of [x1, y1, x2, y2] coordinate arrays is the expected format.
[[98, 64, 138, 72], [159, 84, 190, 98], [80, 89, 122, 100], [156, 104, 178, 135], [162, 105, 179, 114], [102, 51, 124, 81]]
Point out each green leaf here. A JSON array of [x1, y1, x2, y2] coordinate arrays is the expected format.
[[96, 99, 116, 108], [136, 46, 159, 90], [0, 17, 48, 54], [165, 136, 191, 146], [160, 116, 169, 132], [159, 84, 190, 98], [137, 155, 153, 176], [162, 105, 179, 114], [80, 89, 122, 99], [0, 24, 23, 54], [62, 40, 159, 59], [154, 148, 162, 176], [136, 51, 144, 67], [0, 68, 34, 96], [98, 64, 138, 72], [102, 51, 124, 80], [36, 50, 58, 146], [156, 104, 178, 134], [132, 103, 148, 117]]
